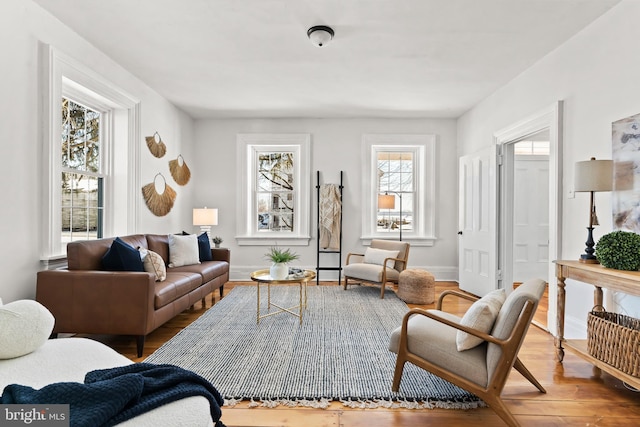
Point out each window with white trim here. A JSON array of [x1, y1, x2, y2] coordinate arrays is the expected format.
[[61, 97, 105, 243], [41, 46, 140, 262], [361, 134, 436, 246], [236, 134, 311, 246]]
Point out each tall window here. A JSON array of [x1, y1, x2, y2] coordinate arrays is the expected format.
[[61, 98, 105, 243], [41, 45, 141, 262], [361, 134, 436, 246], [237, 134, 311, 246], [257, 152, 294, 232], [377, 151, 414, 236]]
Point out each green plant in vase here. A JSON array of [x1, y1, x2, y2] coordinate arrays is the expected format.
[[212, 236, 223, 248], [265, 247, 299, 279]]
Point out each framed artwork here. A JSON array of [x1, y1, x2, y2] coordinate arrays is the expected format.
[[612, 112, 640, 232]]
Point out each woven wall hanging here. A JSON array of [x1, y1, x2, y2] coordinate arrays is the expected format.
[[145, 132, 167, 158], [142, 173, 176, 216], [169, 154, 191, 186]]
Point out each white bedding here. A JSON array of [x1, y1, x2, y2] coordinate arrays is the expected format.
[[0, 338, 213, 427]]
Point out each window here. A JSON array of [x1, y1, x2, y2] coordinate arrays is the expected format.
[[361, 134, 436, 246], [237, 134, 311, 246], [257, 152, 295, 232], [61, 97, 105, 243], [377, 151, 414, 236], [41, 45, 141, 262]]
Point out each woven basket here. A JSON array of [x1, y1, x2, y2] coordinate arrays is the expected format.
[[587, 306, 640, 377]]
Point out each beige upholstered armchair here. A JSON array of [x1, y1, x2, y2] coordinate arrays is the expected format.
[[389, 278, 547, 427], [343, 239, 410, 299]]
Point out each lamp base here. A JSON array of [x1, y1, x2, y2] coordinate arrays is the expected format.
[[579, 226, 599, 264]]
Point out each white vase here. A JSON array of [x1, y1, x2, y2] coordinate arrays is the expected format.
[[270, 263, 288, 280]]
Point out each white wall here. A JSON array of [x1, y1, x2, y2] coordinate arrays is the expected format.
[[193, 118, 459, 281], [457, 0, 640, 337], [0, 0, 195, 302]]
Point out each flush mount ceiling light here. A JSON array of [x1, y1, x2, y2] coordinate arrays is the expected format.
[[307, 25, 334, 47]]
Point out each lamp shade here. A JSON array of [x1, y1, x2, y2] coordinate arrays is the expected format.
[[574, 158, 613, 192], [378, 194, 395, 209], [193, 208, 218, 226]]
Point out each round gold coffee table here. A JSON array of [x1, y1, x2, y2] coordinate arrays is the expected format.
[[250, 269, 316, 324]]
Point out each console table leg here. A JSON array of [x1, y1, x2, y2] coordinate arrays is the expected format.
[[556, 274, 566, 362]]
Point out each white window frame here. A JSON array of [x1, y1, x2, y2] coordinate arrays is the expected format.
[[236, 134, 311, 246], [61, 96, 108, 243], [361, 134, 437, 246], [40, 44, 141, 261]]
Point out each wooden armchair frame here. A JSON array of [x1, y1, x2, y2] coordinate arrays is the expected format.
[[392, 289, 546, 426], [343, 240, 410, 298]]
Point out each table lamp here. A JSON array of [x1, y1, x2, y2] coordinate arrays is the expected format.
[[574, 157, 613, 263], [193, 207, 218, 238]]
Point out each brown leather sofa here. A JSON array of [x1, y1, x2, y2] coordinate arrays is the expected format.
[[36, 234, 230, 357]]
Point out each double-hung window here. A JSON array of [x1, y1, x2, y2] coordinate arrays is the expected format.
[[61, 97, 105, 243], [362, 134, 436, 246], [41, 45, 140, 263], [237, 134, 311, 246]]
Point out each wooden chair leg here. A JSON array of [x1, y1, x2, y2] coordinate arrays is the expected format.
[[392, 357, 406, 392], [380, 282, 386, 299], [344, 277, 349, 290], [484, 395, 520, 427], [514, 357, 546, 393]]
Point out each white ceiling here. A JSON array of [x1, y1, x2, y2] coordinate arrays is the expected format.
[[33, 0, 621, 119]]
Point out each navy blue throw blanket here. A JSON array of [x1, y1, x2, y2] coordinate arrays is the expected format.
[[1, 363, 225, 427]]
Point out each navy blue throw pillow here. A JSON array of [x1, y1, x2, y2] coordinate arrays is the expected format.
[[197, 233, 213, 262], [102, 237, 145, 272]]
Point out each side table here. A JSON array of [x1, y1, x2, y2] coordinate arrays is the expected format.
[[250, 269, 316, 324]]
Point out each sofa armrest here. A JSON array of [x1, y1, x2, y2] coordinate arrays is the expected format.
[[36, 270, 156, 336], [211, 247, 230, 263]]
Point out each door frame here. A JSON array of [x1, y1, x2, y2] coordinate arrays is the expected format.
[[494, 101, 563, 332]]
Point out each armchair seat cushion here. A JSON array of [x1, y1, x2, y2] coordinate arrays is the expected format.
[[344, 263, 400, 283], [389, 310, 488, 387]]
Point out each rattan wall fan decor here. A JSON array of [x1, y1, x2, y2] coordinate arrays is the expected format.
[[142, 173, 176, 216], [145, 131, 167, 158], [169, 154, 191, 186]]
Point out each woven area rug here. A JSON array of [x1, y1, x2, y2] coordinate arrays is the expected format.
[[145, 284, 484, 409]]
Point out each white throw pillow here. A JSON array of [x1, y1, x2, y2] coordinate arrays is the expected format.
[[139, 248, 167, 282], [168, 234, 201, 268], [364, 247, 400, 268], [0, 300, 55, 359], [456, 289, 506, 351]]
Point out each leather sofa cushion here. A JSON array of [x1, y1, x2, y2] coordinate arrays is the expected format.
[[67, 235, 147, 271], [146, 234, 170, 266], [171, 261, 228, 283], [154, 272, 202, 309]]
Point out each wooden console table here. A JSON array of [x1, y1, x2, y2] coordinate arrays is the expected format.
[[555, 260, 640, 388]]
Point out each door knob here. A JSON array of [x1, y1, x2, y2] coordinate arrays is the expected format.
[[458, 231, 463, 235]]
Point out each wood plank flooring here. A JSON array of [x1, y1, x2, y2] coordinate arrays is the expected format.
[[91, 281, 640, 427]]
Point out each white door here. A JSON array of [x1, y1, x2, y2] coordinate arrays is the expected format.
[[513, 155, 549, 283], [458, 146, 498, 296]]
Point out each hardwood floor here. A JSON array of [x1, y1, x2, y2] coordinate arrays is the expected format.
[[93, 281, 640, 426]]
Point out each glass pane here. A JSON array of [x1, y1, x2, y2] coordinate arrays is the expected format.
[[61, 97, 101, 172], [376, 150, 415, 235], [256, 151, 295, 232], [61, 172, 72, 207]]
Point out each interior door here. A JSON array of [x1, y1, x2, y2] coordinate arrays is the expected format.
[[513, 155, 549, 283], [458, 146, 498, 296]]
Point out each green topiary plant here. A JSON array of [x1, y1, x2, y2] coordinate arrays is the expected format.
[[595, 230, 640, 271]]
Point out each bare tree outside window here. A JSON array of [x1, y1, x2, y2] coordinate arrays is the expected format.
[[61, 97, 104, 243], [257, 152, 295, 232]]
